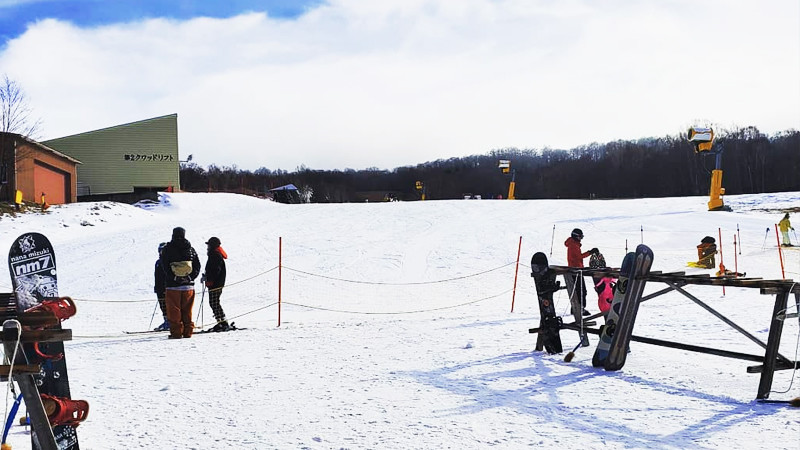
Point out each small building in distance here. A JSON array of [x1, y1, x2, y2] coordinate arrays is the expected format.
[[0, 132, 81, 205], [43, 114, 181, 202]]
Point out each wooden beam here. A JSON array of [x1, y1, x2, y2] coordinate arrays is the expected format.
[[0, 364, 40, 376]]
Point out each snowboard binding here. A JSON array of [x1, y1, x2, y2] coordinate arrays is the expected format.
[[24, 296, 77, 323], [41, 393, 89, 427]]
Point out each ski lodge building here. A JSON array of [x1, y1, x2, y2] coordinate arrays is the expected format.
[[43, 114, 181, 202], [0, 132, 81, 205]]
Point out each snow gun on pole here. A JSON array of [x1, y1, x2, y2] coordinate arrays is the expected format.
[[688, 127, 727, 211]]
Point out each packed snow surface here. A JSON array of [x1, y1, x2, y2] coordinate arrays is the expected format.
[[0, 191, 799, 449]]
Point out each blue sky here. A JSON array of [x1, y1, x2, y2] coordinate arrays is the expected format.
[[0, 1, 797, 171], [0, 0, 320, 42]]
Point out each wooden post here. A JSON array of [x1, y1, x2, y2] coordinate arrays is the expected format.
[[511, 236, 522, 312], [757, 290, 790, 399]]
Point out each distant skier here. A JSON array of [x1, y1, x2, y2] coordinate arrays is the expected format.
[[779, 213, 794, 247], [160, 227, 202, 339], [564, 228, 598, 316], [694, 236, 717, 269], [153, 242, 169, 331], [203, 236, 230, 332]]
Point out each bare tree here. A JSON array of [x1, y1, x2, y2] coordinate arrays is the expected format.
[[0, 74, 42, 137]]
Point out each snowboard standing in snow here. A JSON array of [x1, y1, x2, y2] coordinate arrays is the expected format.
[[592, 251, 636, 368], [8, 232, 81, 450], [603, 244, 654, 371], [530, 252, 563, 354]]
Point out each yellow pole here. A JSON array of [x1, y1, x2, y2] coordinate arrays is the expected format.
[[507, 181, 516, 200], [708, 169, 724, 211]]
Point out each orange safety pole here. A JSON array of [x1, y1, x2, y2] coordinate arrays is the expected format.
[[775, 224, 786, 279], [718, 228, 725, 295], [278, 236, 282, 327], [511, 236, 522, 312]]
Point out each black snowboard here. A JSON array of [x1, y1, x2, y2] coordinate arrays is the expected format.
[[531, 252, 563, 354], [604, 244, 654, 371], [8, 232, 80, 450]]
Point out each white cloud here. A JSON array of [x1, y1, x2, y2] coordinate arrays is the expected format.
[[1, 0, 798, 170]]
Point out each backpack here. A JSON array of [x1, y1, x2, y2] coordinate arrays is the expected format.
[[170, 261, 193, 277], [589, 252, 606, 269]]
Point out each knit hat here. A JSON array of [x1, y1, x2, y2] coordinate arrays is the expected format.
[[206, 236, 221, 248], [172, 227, 186, 240]]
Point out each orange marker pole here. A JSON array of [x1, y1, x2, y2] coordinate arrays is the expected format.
[[775, 224, 786, 279], [718, 228, 725, 295], [511, 236, 522, 312], [278, 236, 282, 327]]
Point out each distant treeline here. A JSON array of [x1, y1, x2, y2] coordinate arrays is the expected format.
[[179, 126, 799, 202]]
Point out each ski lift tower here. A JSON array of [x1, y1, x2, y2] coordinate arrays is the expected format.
[[688, 127, 726, 211], [498, 159, 515, 200]]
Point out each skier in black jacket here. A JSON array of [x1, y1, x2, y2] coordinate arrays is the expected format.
[[153, 242, 169, 331], [159, 227, 201, 338], [203, 236, 229, 331]]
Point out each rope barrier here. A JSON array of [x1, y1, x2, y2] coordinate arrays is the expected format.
[[72, 266, 280, 303], [283, 262, 516, 286], [282, 289, 512, 315]]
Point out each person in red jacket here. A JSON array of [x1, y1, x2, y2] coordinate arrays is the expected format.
[[564, 228, 598, 317]]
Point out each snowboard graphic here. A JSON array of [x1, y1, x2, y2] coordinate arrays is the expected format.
[[9, 232, 81, 450], [530, 252, 563, 354]]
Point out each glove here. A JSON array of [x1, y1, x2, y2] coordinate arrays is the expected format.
[[590, 248, 599, 254], [205, 281, 213, 288], [201, 273, 207, 283]]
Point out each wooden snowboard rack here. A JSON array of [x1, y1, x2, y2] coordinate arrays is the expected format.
[[0, 293, 73, 450], [532, 265, 800, 400]]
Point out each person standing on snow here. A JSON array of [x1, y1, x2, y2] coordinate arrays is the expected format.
[[153, 242, 169, 331], [160, 227, 202, 339], [779, 213, 794, 247], [564, 228, 598, 317], [203, 236, 230, 332]]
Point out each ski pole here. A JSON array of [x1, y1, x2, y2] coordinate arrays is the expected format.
[[761, 227, 770, 251], [148, 298, 159, 330], [195, 282, 206, 326], [549, 224, 555, 258]]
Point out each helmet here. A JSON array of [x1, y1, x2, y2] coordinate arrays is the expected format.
[[205, 236, 221, 248], [571, 228, 584, 240], [158, 242, 167, 252]]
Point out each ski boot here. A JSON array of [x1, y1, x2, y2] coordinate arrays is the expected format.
[[154, 319, 170, 332], [40, 393, 89, 427], [212, 320, 230, 332]]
